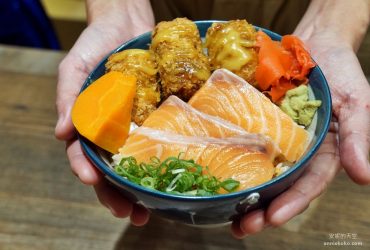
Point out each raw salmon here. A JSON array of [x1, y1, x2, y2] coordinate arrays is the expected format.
[[118, 127, 277, 190], [188, 69, 310, 162], [142, 95, 281, 159]]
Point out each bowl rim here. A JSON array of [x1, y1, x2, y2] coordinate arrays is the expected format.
[[79, 20, 332, 201]]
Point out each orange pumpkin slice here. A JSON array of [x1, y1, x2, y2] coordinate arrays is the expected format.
[[72, 71, 136, 153]]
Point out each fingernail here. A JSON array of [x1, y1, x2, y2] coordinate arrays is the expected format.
[[270, 207, 287, 224], [70, 168, 79, 178], [56, 113, 64, 131], [233, 232, 249, 239], [106, 204, 117, 216], [242, 234, 249, 238]]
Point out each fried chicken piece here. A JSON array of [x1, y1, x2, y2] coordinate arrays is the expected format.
[[151, 18, 210, 101], [106, 49, 160, 125], [205, 20, 258, 86]]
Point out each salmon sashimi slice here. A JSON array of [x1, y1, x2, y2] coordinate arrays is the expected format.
[[188, 69, 310, 162], [142, 95, 281, 158], [117, 127, 278, 191]]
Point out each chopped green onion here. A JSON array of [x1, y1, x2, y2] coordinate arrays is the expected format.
[[113, 154, 240, 196], [140, 177, 156, 189], [220, 179, 240, 192], [166, 173, 182, 192], [171, 168, 186, 174]]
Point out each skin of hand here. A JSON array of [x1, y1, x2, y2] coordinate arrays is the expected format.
[[55, 0, 154, 225], [232, 0, 370, 238]]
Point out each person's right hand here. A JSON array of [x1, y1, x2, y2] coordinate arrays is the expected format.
[[55, 0, 154, 225]]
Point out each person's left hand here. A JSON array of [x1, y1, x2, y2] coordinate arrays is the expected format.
[[231, 30, 370, 238]]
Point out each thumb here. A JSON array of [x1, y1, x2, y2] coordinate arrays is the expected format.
[[338, 93, 370, 185], [55, 24, 109, 141], [55, 54, 88, 140]]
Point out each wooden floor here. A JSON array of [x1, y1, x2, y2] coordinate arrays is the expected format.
[[0, 45, 369, 250]]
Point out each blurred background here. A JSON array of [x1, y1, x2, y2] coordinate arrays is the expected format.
[[41, 0, 86, 50], [0, 0, 368, 74], [0, 0, 86, 50]]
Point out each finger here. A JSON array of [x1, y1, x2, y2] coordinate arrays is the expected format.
[[266, 132, 341, 226], [338, 97, 370, 184], [66, 139, 102, 185], [130, 204, 150, 226], [94, 181, 133, 218], [231, 219, 247, 239], [239, 209, 266, 235]]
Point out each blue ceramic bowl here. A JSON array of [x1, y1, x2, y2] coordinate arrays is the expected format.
[[79, 20, 332, 225]]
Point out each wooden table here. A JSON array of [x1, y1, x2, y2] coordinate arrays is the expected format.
[[0, 44, 369, 250]]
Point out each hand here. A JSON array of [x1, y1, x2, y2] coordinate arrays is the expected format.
[[232, 32, 370, 238], [55, 1, 154, 225], [302, 35, 370, 183]]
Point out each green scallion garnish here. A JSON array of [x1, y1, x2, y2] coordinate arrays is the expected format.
[[114, 153, 240, 196]]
